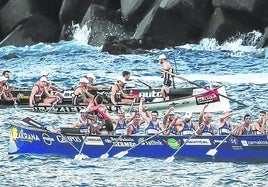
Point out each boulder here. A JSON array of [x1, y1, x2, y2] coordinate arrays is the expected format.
[[257, 26, 268, 48], [202, 8, 258, 43], [0, 14, 60, 47], [81, 4, 130, 46], [133, 0, 213, 48]]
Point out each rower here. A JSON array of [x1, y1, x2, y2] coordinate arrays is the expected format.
[[197, 103, 215, 135], [218, 109, 235, 135], [236, 114, 254, 135], [252, 111, 267, 134], [122, 70, 136, 89], [0, 76, 17, 103], [29, 76, 60, 107], [70, 109, 98, 134], [139, 98, 161, 135], [72, 77, 94, 105], [110, 77, 136, 105]]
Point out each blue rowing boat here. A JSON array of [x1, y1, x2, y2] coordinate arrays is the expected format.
[[8, 121, 268, 162]]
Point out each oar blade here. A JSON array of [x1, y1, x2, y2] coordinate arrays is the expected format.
[[100, 153, 109, 159], [164, 156, 175, 163], [206, 149, 217, 156], [113, 151, 128, 158], [74, 153, 89, 160]]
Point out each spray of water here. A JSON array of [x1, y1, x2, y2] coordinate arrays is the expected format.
[[72, 23, 91, 45]]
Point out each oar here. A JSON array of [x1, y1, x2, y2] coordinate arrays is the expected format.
[[160, 69, 248, 107], [100, 134, 125, 158], [164, 125, 204, 163], [137, 79, 152, 89], [113, 127, 170, 158], [74, 133, 90, 160], [206, 126, 239, 157], [22, 117, 47, 129], [127, 98, 136, 115], [47, 98, 60, 113]]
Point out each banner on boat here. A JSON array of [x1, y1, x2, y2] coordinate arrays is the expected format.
[[194, 89, 220, 105]]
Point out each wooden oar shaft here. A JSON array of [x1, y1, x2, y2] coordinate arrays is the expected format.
[[161, 69, 247, 107]]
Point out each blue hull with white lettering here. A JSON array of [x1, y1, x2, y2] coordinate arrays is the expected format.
[[8, 124, 268, 162]]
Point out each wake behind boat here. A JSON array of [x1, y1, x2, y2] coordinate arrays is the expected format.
[[1, 85, 230, 114], [8, 120, 268, 162]]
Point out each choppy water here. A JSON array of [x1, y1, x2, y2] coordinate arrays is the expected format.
[[0, 31, 268, 186]]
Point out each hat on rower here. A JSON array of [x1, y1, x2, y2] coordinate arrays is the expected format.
[[79, 77, 89, 84], [184, 112, 192, 119], [0, 76, 8, 82], [80, 109, 87, 113], [168, 111, 175, 115], [40, 71, 49, 77], [157, 54, 167, 60], [117, 77, 126, 84], [87, 73, 96, 80], [40, 76, 48, 82]]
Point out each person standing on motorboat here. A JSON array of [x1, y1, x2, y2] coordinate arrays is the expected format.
[[252, 111, 267, 134], [158, 54, 172, 101], [197, 103, 215, 135], [29, 76, 60, 107], [139, 97, 161, 135], [218, 109, 235, 135], [236, 114, 254, 135]]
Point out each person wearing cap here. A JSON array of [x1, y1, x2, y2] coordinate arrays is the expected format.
[[0, 76, 18, 103], [197, 103, 215, 135], [218, 109, 235, 135], [39, 71, 62, 93], [73, 77, 94, 105], [110, 77, 136, 105], [29, 76, 60, 107], [70, 109, 99, 134], [158, 54, 172, 101]]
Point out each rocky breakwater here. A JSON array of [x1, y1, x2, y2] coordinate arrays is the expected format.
[[0, 0, 267, 54]]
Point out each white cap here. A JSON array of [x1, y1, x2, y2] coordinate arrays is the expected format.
[[0, 76, 8, 82], [117, 77, 126, 84], [184, 112, 192, 119], [157, 54, 167, 60], [168, 111, 175, 115], [87, 73, 96, 80], [40, 77, 48, 82], [80, 109, 87, 113], [80, 77, 89, 84], [40, 71, 49, 77]]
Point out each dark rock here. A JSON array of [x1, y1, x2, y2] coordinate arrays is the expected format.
[[0, 14, 60, 47], [257, 26, 268, 48], [81, 4, 131, 46], [202, 8, 259, 44], [59, 0, 91, 25], [120, 0, 155, 30]]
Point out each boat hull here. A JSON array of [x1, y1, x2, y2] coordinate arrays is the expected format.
[[2, 86, 230, 113], [8, 125, 268, 162]]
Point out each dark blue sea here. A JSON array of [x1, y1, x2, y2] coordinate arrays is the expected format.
[[0, 29, 267, 186]]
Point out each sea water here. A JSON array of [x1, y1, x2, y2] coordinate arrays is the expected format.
[[0, 29, 267, 186]]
